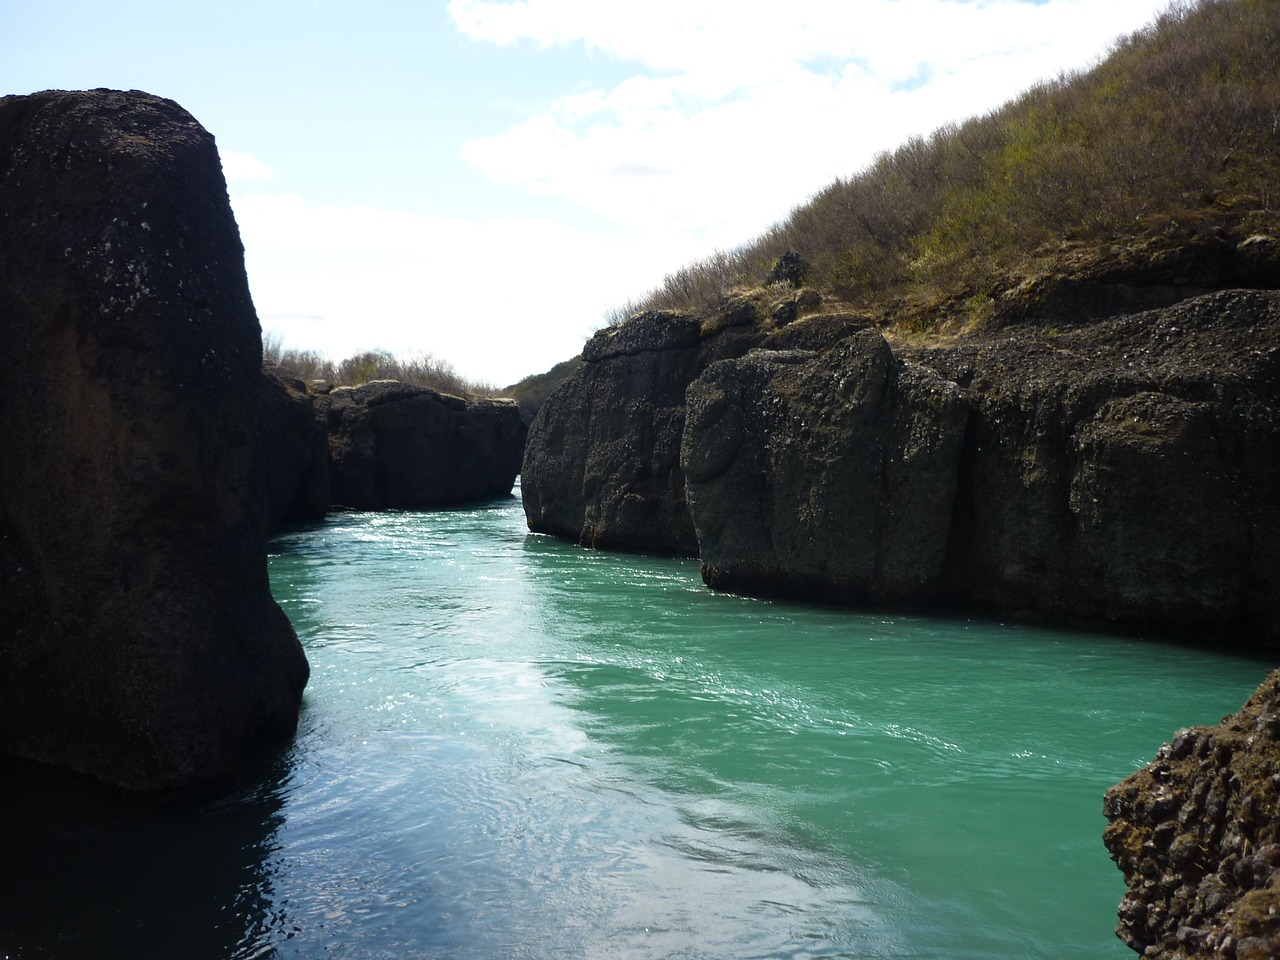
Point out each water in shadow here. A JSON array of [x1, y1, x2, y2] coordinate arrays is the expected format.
[[0, 750, 293, 960]]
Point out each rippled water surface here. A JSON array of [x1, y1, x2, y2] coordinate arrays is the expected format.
[[2, 489, 1271, 959]]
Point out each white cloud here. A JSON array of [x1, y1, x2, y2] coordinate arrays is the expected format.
[[229, 192, 704, 386], [232, 1, 1174, 386], [448, 0, 1162, 81], [451, 0, 1168, 248], [220, 149, 276, 182]]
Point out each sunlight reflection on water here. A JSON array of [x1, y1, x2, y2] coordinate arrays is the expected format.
[[0, 489, 1270, 960]]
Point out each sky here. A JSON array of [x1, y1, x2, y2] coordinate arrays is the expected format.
[[4, 0, 1174, 386]]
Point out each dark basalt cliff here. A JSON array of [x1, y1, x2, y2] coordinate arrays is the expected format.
[[259, 368, 330, 528], [522, 306, 768, 553], [685, 327, 968, 606], [0, 89, 309, 791], [327, 379, 525, 510], [523, 281, 1279, 647], [922, 290, 1278, 641], [260, 376, 526, 517], [1104, 670, 1280, 959]]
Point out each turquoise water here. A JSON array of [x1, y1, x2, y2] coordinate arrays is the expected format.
[[0, 488, 1270, 959]]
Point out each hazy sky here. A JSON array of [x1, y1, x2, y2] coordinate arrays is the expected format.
[[6, 0, 1172, 385]]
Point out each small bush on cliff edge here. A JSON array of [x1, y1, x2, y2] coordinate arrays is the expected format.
[[609, 0, 1280, 330]]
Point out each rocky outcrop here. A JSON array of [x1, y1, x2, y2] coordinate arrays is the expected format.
[[259, 368, 329, 528], [521, 304, 773, 553], [764, 250, 808, 289], [327, 379, 525, 510], [0, 89, 309, 791], [1104, 670, 1280, 959], [523, 284, 1280, 646], [928, 290, 1279, 642], [684, 329, 968, 604]]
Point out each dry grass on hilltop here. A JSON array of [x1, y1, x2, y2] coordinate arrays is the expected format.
[[606, 0, 1280, 336]]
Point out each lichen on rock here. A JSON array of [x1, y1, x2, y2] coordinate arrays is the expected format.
[[1104, 670, 1280, 959]]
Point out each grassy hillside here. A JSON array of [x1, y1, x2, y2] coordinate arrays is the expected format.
[[607, 0, 1280, 338]]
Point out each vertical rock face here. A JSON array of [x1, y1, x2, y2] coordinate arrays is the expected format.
[[521, 312, 706, 554], [258, 368, 330, 528], [523, 288, 1280, 646], [521, 305, 771, 554], [684, 329, 969, 604], [1104, 670, 1280, 959], [0, 89, 309, 791], [327, 379, 525, 510], [931, 290, 1280, 641]]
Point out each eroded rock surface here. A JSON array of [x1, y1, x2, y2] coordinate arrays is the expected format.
[[0, 89, 308, 791], [685, 329, 968, 604], [926, 290, 1280, 641], [522, 307, 768, 553], [327, 380, 525, 510], [1104, 670, 1280, 958], [523, 284, 1280, 645]]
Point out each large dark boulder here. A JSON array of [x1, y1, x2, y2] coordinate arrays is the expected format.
[[1104, 670, 1280, 958], [0, 89, 309, 791], [327, 379, 525, 510]]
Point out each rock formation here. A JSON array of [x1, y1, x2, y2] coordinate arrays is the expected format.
[[926, 289, 1279, 642], [523, 281, 1280, 646], [1104, 670, 1280, 959], [327, 379, 525, 511], [522, 304, 772, 553], [0, 89, 309, 791], [684, 328, 968, 605], [256, 370, 525, 524], [259, 368, 330, 528]]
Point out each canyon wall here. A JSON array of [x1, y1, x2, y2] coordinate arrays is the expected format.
[[523, 283, 1279, 647]]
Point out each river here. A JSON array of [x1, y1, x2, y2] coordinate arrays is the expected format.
[[0, 487, 1269, 959]]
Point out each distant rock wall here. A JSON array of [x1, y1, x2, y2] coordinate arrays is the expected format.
[[0, 89, 309, 791], [1104, 670, 1280, 958], [259, 374, 526, 520], [522, 286, 1280, 647], [326, 379, 526, 511], [259, 369, 330, 528]]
